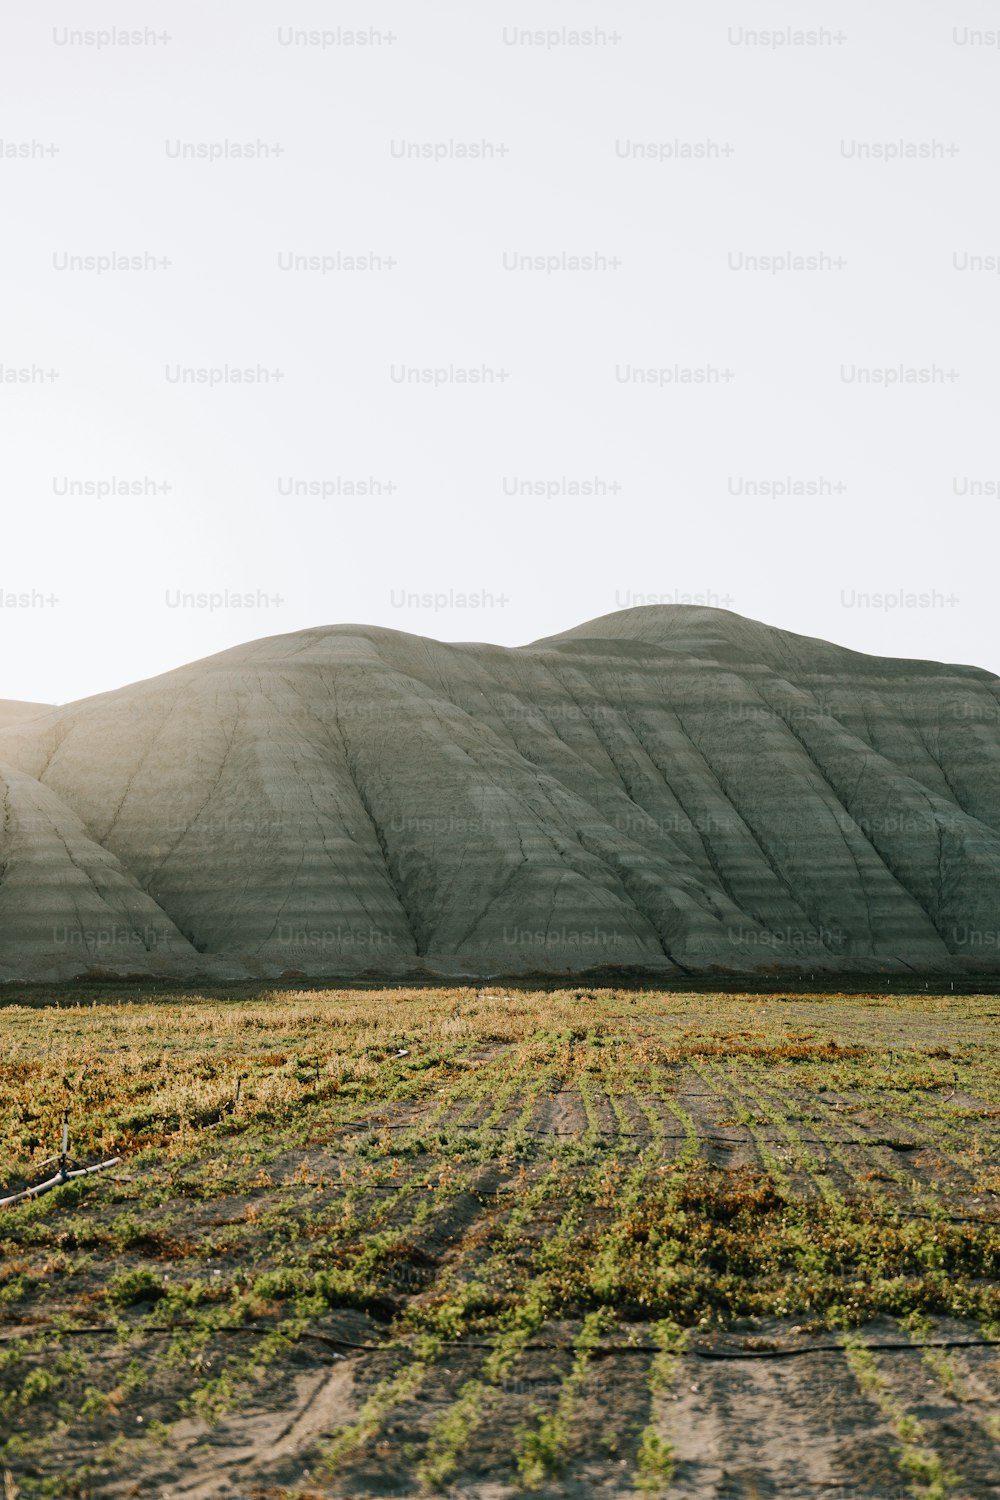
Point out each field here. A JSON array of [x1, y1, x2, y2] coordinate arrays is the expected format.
[[0, 985, 999, 1499]]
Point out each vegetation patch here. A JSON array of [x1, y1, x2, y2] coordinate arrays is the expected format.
[[0, 985, 997, 1496]]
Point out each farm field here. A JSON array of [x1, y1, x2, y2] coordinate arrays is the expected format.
[[0, 985, 999, 1499]]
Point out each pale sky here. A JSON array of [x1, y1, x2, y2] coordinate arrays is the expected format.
[[3, 0, 997, 704]]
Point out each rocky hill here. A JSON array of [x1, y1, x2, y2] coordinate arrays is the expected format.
[[0, 607, 997, 981]]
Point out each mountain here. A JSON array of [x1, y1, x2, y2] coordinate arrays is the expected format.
[[0, 607, 998, 981]]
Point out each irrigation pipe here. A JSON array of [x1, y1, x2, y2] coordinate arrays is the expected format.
[[0, 1156, 121, 1208], [2, 1325, 999, 1360]]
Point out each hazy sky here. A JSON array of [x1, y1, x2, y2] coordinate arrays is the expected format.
[[3, 0, 998, 703]]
